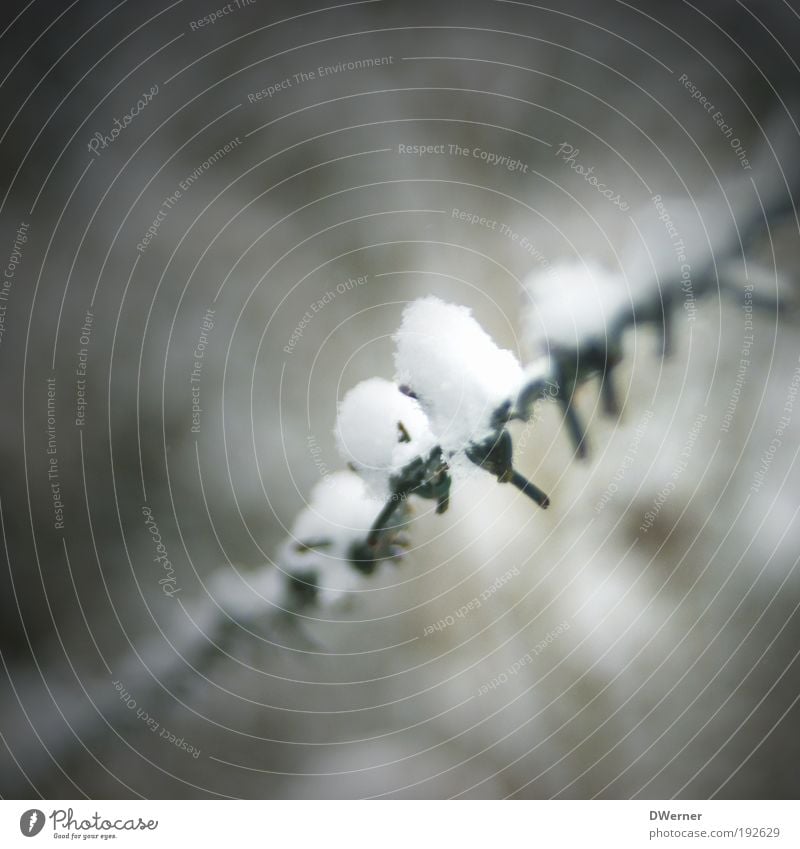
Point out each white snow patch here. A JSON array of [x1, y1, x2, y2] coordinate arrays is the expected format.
[[393, 297, 524, 452], [523, 262, 630, 353], [278, 470, 388, 607], [334, 377, 437, 495]]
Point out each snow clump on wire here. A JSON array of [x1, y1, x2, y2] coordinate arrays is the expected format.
[[275, 470, 406, 610], [334, 377, 437, 498], [522, 261, 630, 357], [519, 262, 632, 446], [393, 296, 525, 456]]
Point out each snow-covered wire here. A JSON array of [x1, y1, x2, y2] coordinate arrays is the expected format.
[[255, 105, 800, 630]]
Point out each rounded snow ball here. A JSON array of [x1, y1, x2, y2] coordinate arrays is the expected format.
[[393, 297, 524, 451], [334, 378, 436, 494]]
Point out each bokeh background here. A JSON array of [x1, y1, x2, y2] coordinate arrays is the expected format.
[[1, 0, 799, 799]]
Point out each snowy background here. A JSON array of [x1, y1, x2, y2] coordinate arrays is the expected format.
[[1, 0, 799, 798]]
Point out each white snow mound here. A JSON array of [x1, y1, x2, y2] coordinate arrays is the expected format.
[[393, 297, 524, 451], [523, 262, 630, 352], [334, 377, 437, 494]]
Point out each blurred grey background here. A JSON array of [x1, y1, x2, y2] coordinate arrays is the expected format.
[[1, 0, 799, 798]]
